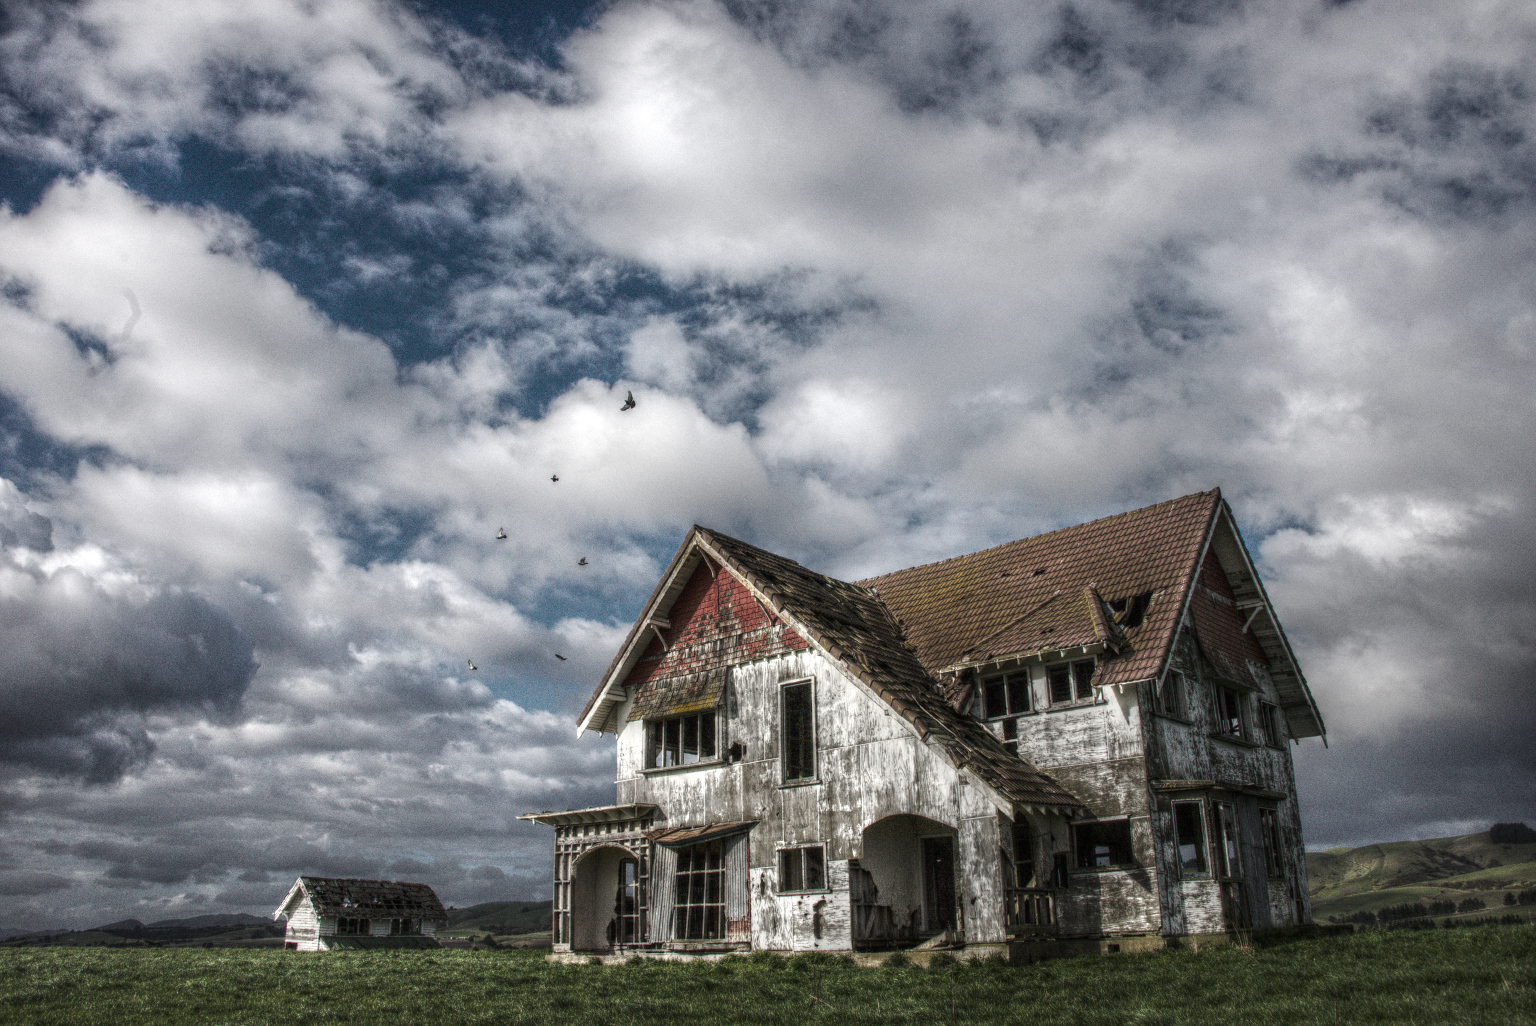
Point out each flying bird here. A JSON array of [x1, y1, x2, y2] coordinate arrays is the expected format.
[[551, 474, 559, 483], [467, 659, 478, 671], [495, 527, 507, 540], [555, 653, 567, 661], [621, 391, 636, 411], [578, 557, 588, 566]]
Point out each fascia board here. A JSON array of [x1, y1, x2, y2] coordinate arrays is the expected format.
[[1212, 503, 1327, 742], [575, 532, 706, 736]]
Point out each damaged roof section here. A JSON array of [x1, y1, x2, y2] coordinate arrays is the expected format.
[[275, 877, 447, 921], [697, 530, 1084, 812], [861, 491, 1222, 689], [627, 667, 727, 721]]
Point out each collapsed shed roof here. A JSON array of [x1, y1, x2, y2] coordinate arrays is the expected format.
[[274, 877, 447, 921]]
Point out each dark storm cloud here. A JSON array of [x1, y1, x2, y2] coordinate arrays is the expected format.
[[0, 533, 257, 782]]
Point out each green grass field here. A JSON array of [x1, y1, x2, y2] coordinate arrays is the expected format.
[[0, 924, 1532, 1025]]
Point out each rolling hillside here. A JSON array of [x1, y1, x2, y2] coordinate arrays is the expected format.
[[442, 901, 551, 937], [1307, 826, 1536, 923]]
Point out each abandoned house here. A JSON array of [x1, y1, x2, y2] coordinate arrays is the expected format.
[[273, 877, 448, 950], [522, 489, 1325, 958]]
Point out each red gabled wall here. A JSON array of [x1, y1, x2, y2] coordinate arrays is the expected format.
[[623, 561, 807, 689], [1187, 548, 1271, 687]]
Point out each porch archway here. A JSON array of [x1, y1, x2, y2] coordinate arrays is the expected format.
[[569, 844, 645, 952]]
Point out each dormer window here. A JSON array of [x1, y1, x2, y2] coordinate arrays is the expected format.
[[1107, 591, 1153, 629], [982, 670, 1031, 719], [1047, 659, 1095, 705]]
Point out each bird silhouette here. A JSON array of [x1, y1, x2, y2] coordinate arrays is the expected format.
[[550, 474, 559, 483], [555, 653, 567, 661], [467, 659, 478, 671], [495, 527, 507, 540], [578, 557, 588, 566], [621, 390, 636, 411]]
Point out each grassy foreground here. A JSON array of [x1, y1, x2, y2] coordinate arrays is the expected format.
[[0, 925, 1532, 1025]]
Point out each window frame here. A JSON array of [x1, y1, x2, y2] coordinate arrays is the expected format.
[[645, 709, 720, 770], [780, 677, 817, 784], [1259, 807, 1285, 878], [1173, 800, 1208, 878], [776, 843, 828, 894], [1046, 659, 1097, 707], [1258, 701, 1284, 748], [1214, 801, 1242, 879], [1155, 670, 1188, 720], [672, 839, 726, 941], [1072, 817, 1136, 870], [981, 669, 1033, 720], [1214, 686, 1249, 741]]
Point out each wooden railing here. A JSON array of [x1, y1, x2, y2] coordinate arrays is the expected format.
[[1005, 888, 1057, 937]]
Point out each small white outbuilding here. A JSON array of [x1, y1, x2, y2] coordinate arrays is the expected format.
[[274, 877, 448, 951]]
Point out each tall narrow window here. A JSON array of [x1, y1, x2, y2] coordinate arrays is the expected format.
[[1216, 688, 1246, 739], [1173, 801, 1207, 876], [782, 680, 815, 781], [1258, 702, 1283, 747], [673, 840, 725, 940], [1259, 808, 1284, 878], [1215, 802, 1242, 878], [616, 857, 646, 943], [1158, 671, 1186, 718], [1001, 717, 1019, 756], [1011, 819, 1035, 887]]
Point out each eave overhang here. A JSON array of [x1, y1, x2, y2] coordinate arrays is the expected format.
[[518, 803, 659, 828]]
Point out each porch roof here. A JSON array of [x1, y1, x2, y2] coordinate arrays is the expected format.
[[519, 803, 659, 827]]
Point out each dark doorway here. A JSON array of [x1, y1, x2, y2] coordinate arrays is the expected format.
[[616, 857, 644, 944], [921, 836, 956, 933]]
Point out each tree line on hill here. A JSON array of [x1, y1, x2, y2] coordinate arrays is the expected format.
[[1339, 891, 1536, 928]]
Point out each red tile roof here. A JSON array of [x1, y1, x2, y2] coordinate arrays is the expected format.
[[860, 490, 1222, 688]]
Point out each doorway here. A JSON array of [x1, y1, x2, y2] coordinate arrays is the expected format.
[[921, 836, 957, 933]]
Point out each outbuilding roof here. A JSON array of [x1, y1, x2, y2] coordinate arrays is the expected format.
[[274, 877, 447, 921]]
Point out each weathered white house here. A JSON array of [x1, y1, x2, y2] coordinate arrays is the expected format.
[[523, 490, 1325, 958], [273, 877, 447, 950]]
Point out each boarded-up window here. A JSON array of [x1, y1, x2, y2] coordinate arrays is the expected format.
[[673, 840, 725, 940], [781, 680, 815, 781], [778, 845, 826, 892], [1174, 801, 1207, 875], [1073, 819, 1134, 869]]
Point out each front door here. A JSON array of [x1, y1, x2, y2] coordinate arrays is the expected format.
[[921, 836, 956, 934]]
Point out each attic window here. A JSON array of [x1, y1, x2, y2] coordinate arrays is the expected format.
[[1108, 591, 1153, 629], [1047, 659, 1095, 705], [648, 711, 717, 768], [982, 671, 1031, 719]]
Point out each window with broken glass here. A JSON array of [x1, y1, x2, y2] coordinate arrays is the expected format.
[[389, 918, 420, 935], [1047, 659, 1096, 705], [334, 916, 369, 935], [1259, 807, 1284, 878], [1258, 701, 1284, 747], [673, 839, 725, 940], [647, 711, 717, 768], [1155, 670, 1187, 719], [777, 845, 826, 892], [1215, 687, 1248, 740], [781, 679, 816, 782], [1173, 800, 1207, 876], [1073, 819, 1135, 869]]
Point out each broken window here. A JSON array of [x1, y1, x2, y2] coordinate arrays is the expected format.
[[1259, 808, 1284, 878], [1011, 819, 1035, 887], [1173, 801, 1207, 876], [1156, 671, 1186, 718], [1258, 702, 1283, 747], [778, 845, 826, 892], [982, 670, 1032, 719], [781, 679, 816, 782], [1001, 717, 1019, 756], [1073, 819, 1135, 869], [647, 711, 717, 768], [1215, 687, 1247, 740], [673, 839, 725, 940], [335, 917, 369, 935], [389, 918, 419, 935], [1048, 659, 1096, 705], [1215, 802, 1242, 878]]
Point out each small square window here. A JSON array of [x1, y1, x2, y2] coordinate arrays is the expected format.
[[1073, 819, 1135, 869], [778, 845, 826, 892], [1048, 660, 1096, 705]]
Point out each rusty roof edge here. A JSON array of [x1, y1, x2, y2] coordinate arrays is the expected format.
[[576, 527, 710, 736], [1212, 500, 1326, 743]]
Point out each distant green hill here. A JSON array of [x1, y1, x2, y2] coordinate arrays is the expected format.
[[1307, 827, 1536, 923], [443, 901, 551, 936]]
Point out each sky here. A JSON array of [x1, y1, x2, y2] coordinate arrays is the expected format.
[[0, 0, 1532, 933]]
